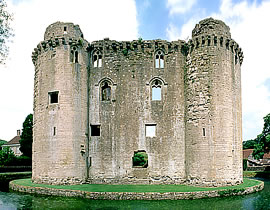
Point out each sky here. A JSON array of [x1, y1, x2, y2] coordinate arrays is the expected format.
[[0, 0, 270, 142]]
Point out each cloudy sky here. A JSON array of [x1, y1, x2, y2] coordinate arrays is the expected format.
[[0, 0, 269, 141]]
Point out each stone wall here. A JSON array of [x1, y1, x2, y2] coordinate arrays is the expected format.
[[10, 179, 264, 200], [185, 18, 243, 186], [88, 39, 187, 184], [32, 22, 89, 185], [32, 18, 243, 186]]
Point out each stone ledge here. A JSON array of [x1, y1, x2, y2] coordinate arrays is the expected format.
[[9, 179, 264, 200]]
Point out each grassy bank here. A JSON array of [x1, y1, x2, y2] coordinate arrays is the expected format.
[[243, 171, 270, 178], [12, 178, 260, 193]]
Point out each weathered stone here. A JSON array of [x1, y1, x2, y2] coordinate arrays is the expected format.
[[32, 17, 243, 187]]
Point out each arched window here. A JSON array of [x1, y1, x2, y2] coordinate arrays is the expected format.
[[70, 47, 78, 63], [151, 80, 162, 100], [101, 81, 111, 101], [93, 51, 102, 68], [155, 50, 164, 68]]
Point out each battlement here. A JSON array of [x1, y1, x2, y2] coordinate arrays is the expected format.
[[192, 17, 231, 39], [44, 22, 84, 41], [32, 36, 89, 65], [89, 38, 185, 56], [188, 35, 244, 65]]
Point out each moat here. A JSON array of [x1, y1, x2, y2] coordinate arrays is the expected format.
[[0, 178, 269, 209]]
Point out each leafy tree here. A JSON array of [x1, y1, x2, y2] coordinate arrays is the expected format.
[[19, 114, 33, 158], [0, 147, 16, 166], [0, 0, 13, 64], [0, 139, 7, 150], [253, 113, 270, 159], [243, 139, 256, 149]]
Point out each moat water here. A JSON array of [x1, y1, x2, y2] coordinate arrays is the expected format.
[[0, 178, 269, 210]]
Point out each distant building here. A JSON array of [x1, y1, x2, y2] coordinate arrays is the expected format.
[[243, 149, 270, 168], [2, 130, 22, 156]]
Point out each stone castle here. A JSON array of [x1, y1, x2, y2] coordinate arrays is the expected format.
[[32, 17, 243, 186]]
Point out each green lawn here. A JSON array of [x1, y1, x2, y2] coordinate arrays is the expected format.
[[243, 171, 270, 178], [12, 178, 261, 193]]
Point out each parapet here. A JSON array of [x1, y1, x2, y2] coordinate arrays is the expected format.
[[192, 17, 231, 39], [44, 22, 84, 40]]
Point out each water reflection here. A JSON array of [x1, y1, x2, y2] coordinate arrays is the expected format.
[[0, 179, 269, 210]]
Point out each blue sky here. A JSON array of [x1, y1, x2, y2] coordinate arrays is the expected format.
[[1, 0, 270, 141]]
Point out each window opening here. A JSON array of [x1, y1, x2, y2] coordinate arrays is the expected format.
[[93, 51, 102, 67], [101, 82, 111, 101], [132, 151, 148, 168], [75, 51, 78, 63], [220, 37, 223, 47], [49, 91, 59, 104], [203, 128, 206, 137], [235, 54, 238, 64], [155, 50, 164, 68], [64, 26, 67, 34], [91, 125, 100, 136], [70, 47, 78, 63], [152, 80, 162, 101], [70, 50, 74, 62], [146, 124, 156, 137], [53, 127, 56, 136]]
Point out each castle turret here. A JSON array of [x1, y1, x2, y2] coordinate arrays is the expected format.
[[32, 22, 89, 184], [185, 18, 243, 186]]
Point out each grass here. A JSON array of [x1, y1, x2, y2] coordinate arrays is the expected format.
[[243, 171, 270, 178], [12, 178, 261, 193]]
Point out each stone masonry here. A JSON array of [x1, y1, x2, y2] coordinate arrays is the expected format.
[[32, 18, 244, 186]]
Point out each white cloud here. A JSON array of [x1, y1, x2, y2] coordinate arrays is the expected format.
[[0, 0, 138, 140], [166, 0, 197, 15]]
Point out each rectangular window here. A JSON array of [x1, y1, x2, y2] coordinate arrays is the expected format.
[[203, 128, 206, 137], [91, 125, 100, 136], [146, 124, 156, 137], [53, 127, 56, 136], [48, 91, 59, 104]]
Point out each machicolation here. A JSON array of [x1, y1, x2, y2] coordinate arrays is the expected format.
[[32, 17, 243, 187]]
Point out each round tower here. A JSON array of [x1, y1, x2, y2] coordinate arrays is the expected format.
[[185, 18, 243, 186], [32, 22, 89, 184]]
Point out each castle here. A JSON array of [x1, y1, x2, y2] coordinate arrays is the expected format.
[[32, 17, 243, 186]]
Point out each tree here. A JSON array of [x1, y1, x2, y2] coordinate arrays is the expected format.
[[253, 113, 270, 159], [19, 114, 33, 158], [243, 139, 256, 149], [0, 147, 16, 166], [0, 139, 7, 150], [0, 0, 13, 64]]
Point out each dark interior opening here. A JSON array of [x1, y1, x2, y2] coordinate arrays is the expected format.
[[91, 125, 100, 136]]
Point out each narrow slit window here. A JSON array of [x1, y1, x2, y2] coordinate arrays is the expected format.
[[146, 124, 156, 137], [91, 125, 100, 136], [49, 91, 59, 104], [53, 127, 56, 136], [203, 128, 206, 137], [75, 51, 79, 63], [64, 26, 67, 34], [70, 50, 74, 62]]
